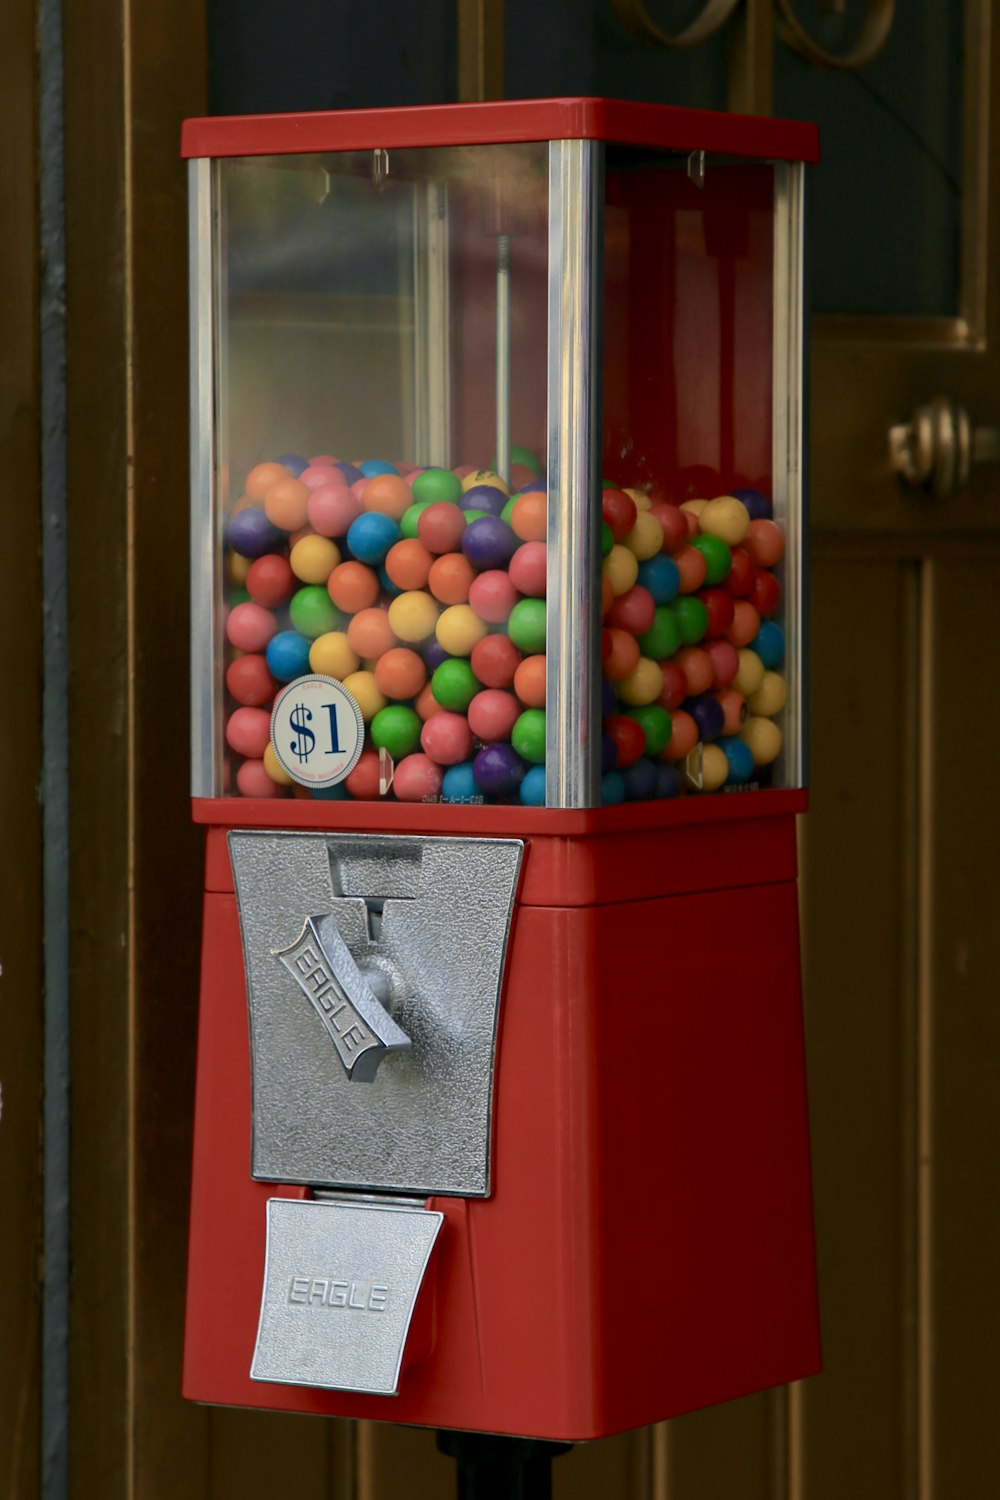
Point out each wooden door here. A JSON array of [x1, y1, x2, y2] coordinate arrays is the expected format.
[[36, 2, 1000, 1497]]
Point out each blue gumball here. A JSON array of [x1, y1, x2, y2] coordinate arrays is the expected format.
[[520, 765, 547, 806], [347, 512, 401, 566], [265, 630, 311, 683], [601, 770, 625, 805], [623, 757, 658, 801], [718, 735, 755, 784], [359, 459, 399, 478], [751, 621, 785, 669], [441, 762, 480, 804], [636, 554, 680, 605]]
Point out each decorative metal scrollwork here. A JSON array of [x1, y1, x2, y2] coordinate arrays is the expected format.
[[612, 0, 896, 68], [775, 0, 895, 70], [610, 0, 742, 49]]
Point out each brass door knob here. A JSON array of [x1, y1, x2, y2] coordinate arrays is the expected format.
[[889, 395, 1000, 500]]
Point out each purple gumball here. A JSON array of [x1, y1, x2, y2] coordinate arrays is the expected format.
[[227, 506, 285, 559], [335, 462, 365, 486], [461, 516, 518, 571], [422, 638, 450, 672], [687, 694, 725, 742], [730, 487, 773, 521], [460, 485, 508, 517], [472, 742, 526, 800]]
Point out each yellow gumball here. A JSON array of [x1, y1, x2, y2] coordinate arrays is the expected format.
[[741, 716, 783, 766], [700, 496, 750, 548], [262, 743, 294, 786], [623, 511, 664, 560], [387, 589, 440, 643], [462, 469, 508, 496], [697, 743, 729, 792], [624, 486, 652, 512], [435, 603, 488, 656], [680, 499, 709, 517], [342, 670, 386, 721], [747, 670, 787, 718], [603, 543, 639, 596], [617, 657, 664, 707], [732, 647, 766, 698], [309, 631, 359, 680], [228, 551, 250, 584], [290, 534, 341, 584]]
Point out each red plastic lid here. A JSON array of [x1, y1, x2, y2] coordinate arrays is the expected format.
[[181, 97, 819, 164]]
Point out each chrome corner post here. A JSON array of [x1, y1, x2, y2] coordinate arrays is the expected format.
[[772, 160, 807, 790], [545, 140, 604, 809], [189, 157, 218, 798]]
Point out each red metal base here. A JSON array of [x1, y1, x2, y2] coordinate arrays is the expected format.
[[183, 795, 820, 1440]]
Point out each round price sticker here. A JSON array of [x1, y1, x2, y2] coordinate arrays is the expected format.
[[269, 675, 365, 789]]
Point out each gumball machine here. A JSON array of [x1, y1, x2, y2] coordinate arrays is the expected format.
[[182, 99, 821, 1440]]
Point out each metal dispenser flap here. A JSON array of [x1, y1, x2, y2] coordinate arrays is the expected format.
[[251, 1198, 443, 1396], [230, 832, 523, 1197]]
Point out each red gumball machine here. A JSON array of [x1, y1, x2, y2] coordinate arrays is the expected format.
[[182, 98, 820, 1440]]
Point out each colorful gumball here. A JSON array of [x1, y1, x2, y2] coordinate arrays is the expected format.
[[328, 560, 380, 613], [751, 568, 781, 617], [747, 670, 787, 717], [472, 742, 526, 799], [507, 542, 546, 598], [246, 554, 295, 607], [636, 609, 680, 663], [225, 706, 271, 758], [714, 688, 748, 736], [745, 519, 785, 567], [617, 658, 663, 707], [342, 671, 386, 721], [236, 759, 285, 798], [699, 496, 750, 547], [662, 709, 698, 763], [371, 705, 422, 759], [603, 544, 639, 597], [741, 715, 782, 765], [309, 631, 359, 681], [227, 507, 284, 559], [265, 630, 311, 682], [726, 600, 762, 648], [636, 555, 680, 604], [289, 585, 339, 639], [628, 704, 672, 757], [675, 647, 714, 697], [412, 467, 463, 505], [375, 647, 427, 701], [462, 516, 518, 571], [723, 546, 757, 598], [345, 749, 382, 799], [509, 491, 547, 542], [732, 648, 766, 698], [704, 638, 739, 688], [426, 552, 475, 605], [675, 545, 708, 594], [507, 598, 545, 654], [657, 661, 688, 712], [307, 484, 360, 539], [393, 754, 444, 802], [387, 590, 440, 644], [245, 461, 290, 499], [432, 658, 480, 712], [347, 607, 396, 660], [441, 761, 480, 803], [698, 587, 736, 639], [470, 634, 521, 689], [362, 473, 412, 520], [468, 570, 519, 623], [607, 584, 655, 636], [414, 682, 440, 721], [602, 488, 638, 543], [623, 512, 664, 561], [436, 603, 488, 656], [513, 655, 546, 708], [385, 539, 433, 591], [603, 627, 641, 682], [263, 476, 310, 532], [227, 601, 277, 653], [648, 501, 688, 555], [418, 502, 466, 555], [226, 654, 276, 707], [347, 511, 400, 566], [421, 711, 474, 765], [467, 690, 520, 744], [605, 714, 646, 770], [520, 765, 547, 806]]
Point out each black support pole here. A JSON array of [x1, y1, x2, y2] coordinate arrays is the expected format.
[[437, 1431, 572, 1500]]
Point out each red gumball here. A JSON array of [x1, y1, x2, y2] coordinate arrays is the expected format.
[[649, 501, 687, 556], [507, 541, 547, 598], [705, 638, 739, 688], [226, 653, 276, 707], [605, 714, 646, 770], [607, 584, 655, 636], [470, 634, 521, 689], [722, 546, 756, 599], [601, 488, 638, 543], [246, 553, 295, 608], [698, 587, 736, 639], [345, 749, 382, 800], [751, 569, 781, 618], [657, 661, 688, 712], [417, 502, 466, 556]]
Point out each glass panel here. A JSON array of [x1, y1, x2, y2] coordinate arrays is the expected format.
[[600, 153, 799, 797], [215, 144, 549, 802], [774, 0, 963, 316]]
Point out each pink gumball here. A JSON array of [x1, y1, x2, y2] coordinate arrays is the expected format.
[[351, 478, 368, 503], [467, 689, 520, 743], [236, 758, 285, 798], [468, 570, 519, 624], [310, 454, 338, 465], [507, 541, 547, 597], [225, 706, 271, 758], [705, 638, 739, 688], [226, 601, 277, 652], [300, 463, 337, 489], [420, 711, 474, 766], [392, 754, 443, 802], [308, 485, 361, 538]]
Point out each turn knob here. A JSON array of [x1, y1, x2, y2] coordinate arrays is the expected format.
[[889, 395, 1000, 501]]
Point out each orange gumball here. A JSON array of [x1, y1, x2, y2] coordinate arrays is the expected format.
[[675, 545, 708, 594], [726, 600, 761, 648], [245, 462, 290, 499], [263, 476, 310, 532], [362, 473, 413, 521], [415, 682, 439, 720], [428, 552, 476, 605], [675, 646, 714, 697], [509, 492, 547, 542], [714, 688, 748, 736], [662, 709, 698, 762], [603, 627, 641, 682], [513, 655, 546, 708], [745, 518, 786, 568], [328, 560, 380, 613], [347, 607, 397, 660], [374, 647, 427, 700], [385, 539, 433, 591]]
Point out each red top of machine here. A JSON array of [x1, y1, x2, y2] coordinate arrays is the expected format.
[[181, 96, 820, 164]]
